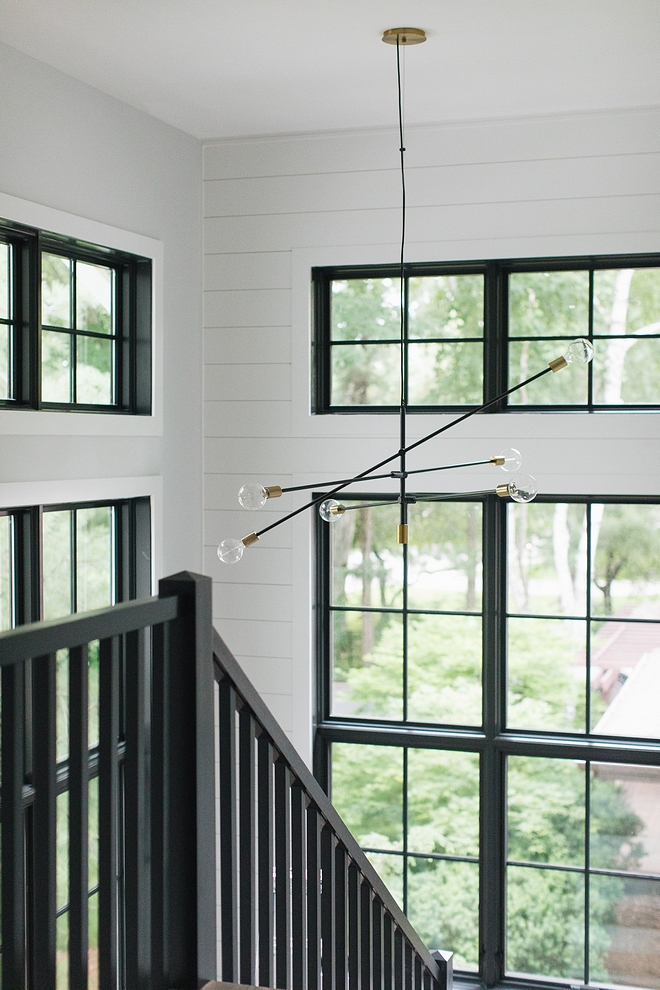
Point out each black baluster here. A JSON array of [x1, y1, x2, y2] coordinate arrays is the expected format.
[[347, 863, 361, 990], [218, 677, 239, 981], [1, 661, 26, 989], [69, 644, 89, 990], [98, 636, 120, 990], [306, 805, 322, 990], [32, 652, 57, 988], [291, 781, 308, 990], [274, 758, 292, 989], [239, 706, 257, 985], [258, 733, 275, 988], [321, 824, 336, 990]]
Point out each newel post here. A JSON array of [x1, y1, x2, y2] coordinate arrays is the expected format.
[[158, 571, 216, 988]]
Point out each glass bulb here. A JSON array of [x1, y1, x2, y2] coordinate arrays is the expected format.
[[507, 474, 538, 503], [499, 447, 522, 472], [238, 483, 268, 510], [319, 499, 345, 523], [565, 338, 594, 365], [217, 538, 244, 564]]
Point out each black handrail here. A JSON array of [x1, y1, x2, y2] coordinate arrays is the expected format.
[[213, 629, 452, 990]]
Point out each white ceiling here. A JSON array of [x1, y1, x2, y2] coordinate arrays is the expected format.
[[1, 0, 659, 141]]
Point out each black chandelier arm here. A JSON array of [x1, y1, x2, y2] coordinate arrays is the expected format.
[[252, 363, 552, 541], [278, 457, 494, 494]]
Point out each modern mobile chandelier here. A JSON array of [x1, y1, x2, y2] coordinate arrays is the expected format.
[[218, 28, 593, 565]]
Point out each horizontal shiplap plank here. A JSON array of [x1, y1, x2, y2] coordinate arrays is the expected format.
[[203, 153, 660, 218], [204, 288, 291, 327], [205, 511, 293, 548], [205, 400, 292, 437], [204, 194, 660, 254], [212, 582, 292, 622], [204, 327, 291, 365], [204, 363, 291, 402], [214, 618, 292, 658], [204, 544, 292, 585], [204, 250, 291, 290], [232, 655, 292, 697], [202, 108, 660, 180]]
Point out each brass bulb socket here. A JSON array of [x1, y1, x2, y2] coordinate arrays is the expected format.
[[382, 27, 427, 45], [490, 455, 505, 466], [331, 504, 346, 515], [549, 355, 568, 373], [264, 486, 282, 499], [496, 483, 511, 499], [242, 532, 259, 548], [397, 524, 409, 544]]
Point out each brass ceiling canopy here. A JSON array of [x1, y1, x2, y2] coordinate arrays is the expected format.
[[382, 27, 427, 46]]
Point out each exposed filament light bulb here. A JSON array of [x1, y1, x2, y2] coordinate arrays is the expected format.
[[319, 499, 346, 522], [495, 447, 522, 472], [217, 538, 244, 564], [565, 338, 594, 365], [496, 474, 538, 503]]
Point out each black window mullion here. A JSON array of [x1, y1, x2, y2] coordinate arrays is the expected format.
[[484, 263, 506, 409], [584, 759, 591, 986]]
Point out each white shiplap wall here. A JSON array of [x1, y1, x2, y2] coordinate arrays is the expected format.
[[203, 106, 660, 763]]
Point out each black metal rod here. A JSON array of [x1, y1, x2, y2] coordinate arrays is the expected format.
[[306, 806, 322, 990], [280, 460, 492, 493], [150, 622, 167, 989], [335, 843, 348, 990], [321, 824, 336, 990], [274, 759, 292, 989], [254, 365, 551, 540], [1, 662, 26, 989], [239, 707, 257, 985], [98, 636, 119, 990], [218, 678, 239, 981], [360, 879, 372, 990], [31, 652, 57, 988], [291, 783, 308, 990], [373, 897, 383, 990], [69, 643, 90, 990], [257, 734, 275, 989], [347, 862, 361, 990]]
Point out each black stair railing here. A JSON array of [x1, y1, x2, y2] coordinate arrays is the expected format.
[[213, 630, 452, 990], [0, 571, 216, 990], [0, 569, 452, 990]]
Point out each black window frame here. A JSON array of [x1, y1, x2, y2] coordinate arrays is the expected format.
[[0, 218, 152, 414], [314, 492, 660, 990], [312, 253, 660, 414], [0, 495, 152, 627]]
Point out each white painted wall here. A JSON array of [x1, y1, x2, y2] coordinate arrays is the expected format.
[[0, 42, 203, 578], [203, 107, 660, 763]]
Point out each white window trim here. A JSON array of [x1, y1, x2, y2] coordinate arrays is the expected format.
[[0, 190, 163, 436]]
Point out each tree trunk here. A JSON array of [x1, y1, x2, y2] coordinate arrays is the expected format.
[[360, 507, 374, 657]]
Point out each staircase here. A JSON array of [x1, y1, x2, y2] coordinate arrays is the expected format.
[[0, 571, 452, 990]]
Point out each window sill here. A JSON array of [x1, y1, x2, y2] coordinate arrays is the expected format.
[[0, 408, 162, 436]]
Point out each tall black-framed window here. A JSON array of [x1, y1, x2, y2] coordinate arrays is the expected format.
[[0, 496, 151, 629], [0, 218, 152, 413], [312, 254, 660, 413], [314, 494, 660, 989]]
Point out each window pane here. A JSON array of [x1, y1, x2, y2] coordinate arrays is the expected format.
[[0, 515, 12, 630], [42, 253, 72, 328], [77, 336, 113, 405], [365, 852, 403, 908], [508, 338, 588, 404], [590, 875, 660, 989], [0, 325, 9, 399], [408, 501, 482, 612], [506, 865, 584, 980], [56, 648, 69, 762], [332, 743, 403, 849], [593, 268, 660, 336], [0, 241, 9, 320], [331, 502, 402, 608], [76, 507, 112, 612], [88, 640, 100, 750], [591, 764, 660, 876], [331, 342, 400, 405], [509, 270, 589, 338], [408, 749, 479, 858], [508, 756, 585, 867], [408, 274, 484, 340], [408, 341, 483, 405], [508, 502, 587, 617], [593, 336, 660, 404], [507, 617, 586, 732], [591, 504, 660, 619], [76, 262, 113, 334], [407, 614, 482, 726], [408, 858, 479, 970], [331, 278, 401, 341], [591, 622, 660, 737], [89, 775, 99, 989], [331, 610, 403, 719], [43, 510, 72, 620], [42, 329, 72, 402]]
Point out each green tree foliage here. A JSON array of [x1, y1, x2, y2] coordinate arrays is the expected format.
[[593, 504, 660, 615]]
